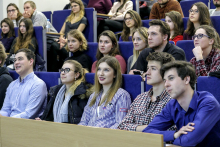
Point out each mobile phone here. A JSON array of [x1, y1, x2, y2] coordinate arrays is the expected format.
[[133, 71, 141, 75]]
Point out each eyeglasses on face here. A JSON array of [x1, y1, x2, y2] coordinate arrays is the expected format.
[[7, 9, 16, 13], [192, 33, 211, 40], [189, 9, 199, 14], [59, 68, 75, 74], [124, 17, 133, 21]]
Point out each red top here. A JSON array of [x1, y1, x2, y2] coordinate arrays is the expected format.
[[169, 35, 183, 45], [91, 55, 127, 74]]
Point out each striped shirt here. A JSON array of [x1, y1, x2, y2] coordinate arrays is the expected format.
[[78, 88, 131, 129], [118, 88, 172, 131]]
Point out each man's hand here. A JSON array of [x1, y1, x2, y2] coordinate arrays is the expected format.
[[174, 122, 195, 139], [23, 11, 31, 18], [192, 46, 203, 61]]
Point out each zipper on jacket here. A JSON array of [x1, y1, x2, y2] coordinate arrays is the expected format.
[[69, 102, 74, 124]]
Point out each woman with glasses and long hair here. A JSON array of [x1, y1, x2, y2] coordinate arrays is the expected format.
[[190, 25, 220, 77], [0, 18, 15, 52], [97, 0, 133, 36], [78, 56, 131, 129], [165, 11, 184, 45], [119, 10, 142, 42], [183, 2, 212, 40], [6, 3, 23, 27], [36, 60, 93, 124]]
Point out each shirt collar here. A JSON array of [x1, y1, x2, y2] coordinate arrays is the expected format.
[[162, 42, 170, 52], [147, 88, 170, 101], [31, 10, 37, 19], [19, 72, 34, 83]]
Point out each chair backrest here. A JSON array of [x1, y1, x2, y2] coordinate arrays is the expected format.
[[176, 40, 194, 62], [42, 11, 52, 22], [183, 17, 188, 30], [130, 0, 137, 11], [52, 10, 71, 32], [145, 82, 152, 92], [210, 0, 216, 9], [85, 42, 98, 63], [197, 76, 220, 104], [118, 42, 133, 63], [211, 16, 220, 37], [142, 19, 152, 28]]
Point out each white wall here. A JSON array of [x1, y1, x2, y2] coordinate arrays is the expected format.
[[0, 0, 69, 21]]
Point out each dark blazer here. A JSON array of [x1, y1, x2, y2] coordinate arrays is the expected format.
[[40, 82, 91, 124]]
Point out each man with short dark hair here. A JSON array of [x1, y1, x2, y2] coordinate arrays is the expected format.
[[130, 20, 186, 74], [0, 49, 47, 119], [143, 61, 220, 147], [118, 52, 175, 132], [209, 0, 220, 16], [150, 0, 184, 19]]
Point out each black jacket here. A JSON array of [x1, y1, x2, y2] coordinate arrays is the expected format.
[[40, 82, 92, 124], [0, 67, 13, 109], [131, 43, 186, 72]]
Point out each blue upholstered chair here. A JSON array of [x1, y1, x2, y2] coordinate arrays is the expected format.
[[85, 42, 98, 63], [118, 42, 133, 64], [176, 40, 194, 62], [211, 16, 220, 37], [42, 11, 52, 22]]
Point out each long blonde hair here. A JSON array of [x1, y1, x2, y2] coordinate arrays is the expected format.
[[130, 27, 148, 69], [89, 56, 122, 107], [65, 0, 85, 23]]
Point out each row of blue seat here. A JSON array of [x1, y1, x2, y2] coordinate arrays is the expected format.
[[9, 71, 220, 104]]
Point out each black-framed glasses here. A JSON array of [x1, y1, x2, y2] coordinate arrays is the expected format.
[[192, 33, 211, 40], [124, 17, 133, 21], [189, 9, 199, 14], [7, 9, 16, 13], [59, 68, 75, 74]]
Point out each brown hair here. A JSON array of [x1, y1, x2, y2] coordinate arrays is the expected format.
[[149, 19, 170, 42], [24, 1, 36, 9], [165, 11, 184, 39], [7, 3, 23, 23], [147, 52, 175, 66], [121, 10, 142, 41], [13, 18, 36, 53], [16, 48, 36, 66], [0, 43, 7, 67], [96, 30, 120, 60], [1, 18, 15, 38], [89, 56, 122, 107], [185, 2, 212, 36], [65, 29, 87, 52], [160, 61, 196, 90]]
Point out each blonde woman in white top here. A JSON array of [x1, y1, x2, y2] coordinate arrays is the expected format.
[[97, 0, 133, 36]]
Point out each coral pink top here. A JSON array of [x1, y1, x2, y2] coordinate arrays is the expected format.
[[91, 55, 126, 74], [169, 35, 183, 45]]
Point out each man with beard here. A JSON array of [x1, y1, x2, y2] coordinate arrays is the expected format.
[[150, 0, 184, 19], [209, 0, 220, 16], [129, 20, 186, 74]]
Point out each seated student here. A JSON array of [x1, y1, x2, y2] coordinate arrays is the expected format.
[[139, 0, 157, 19], [64, 0, 87, 10], [165, 11, 184, 45], [7, 3, 23, 27], [6, 18, 38, 67], [87, 0, 112, 22], [119, 10, 142, 42], [36, 60, 92, 124], [118, 52, 175, 131], [78, 56, 131, 129], [0, 43, 13, 109], [209, 0, 220, 16], [190, 25, 220, 77], [91, 30, 126, 74], [0, 18, 15, 52], [0, 49, 47, 119], [143, 61, 220, 147], [129, 20, 186, 74], [127, 27, 148, 74], [97, 0, 133, 36], [64, 30, 92, 71], [183, 2, 212, 40]]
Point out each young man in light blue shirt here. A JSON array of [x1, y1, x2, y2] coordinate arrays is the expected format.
[[0, 49, 47, 119]]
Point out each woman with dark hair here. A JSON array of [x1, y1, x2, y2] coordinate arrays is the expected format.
[[79, 56, 131, 129], [7, 3, 23, 27], [119, 10, 142, 42], [190, 25, 220, 77], [6, 18, 38, 66], [165, 11, 184, 45], [36, 60, 92, 124], [91, 30, 126, 74], [0, 18, 15, 52], [183, 2, 212, 40], [97, 0, 133, 36]]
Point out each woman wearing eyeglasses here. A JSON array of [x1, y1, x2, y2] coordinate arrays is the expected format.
[[37, 60, 93, 124], [190, 25, 220, 77], [7, 3, 23, 27], [119, 10, 142, 42], [78, 56, 131, 129], [183, 2, 212, 40]]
